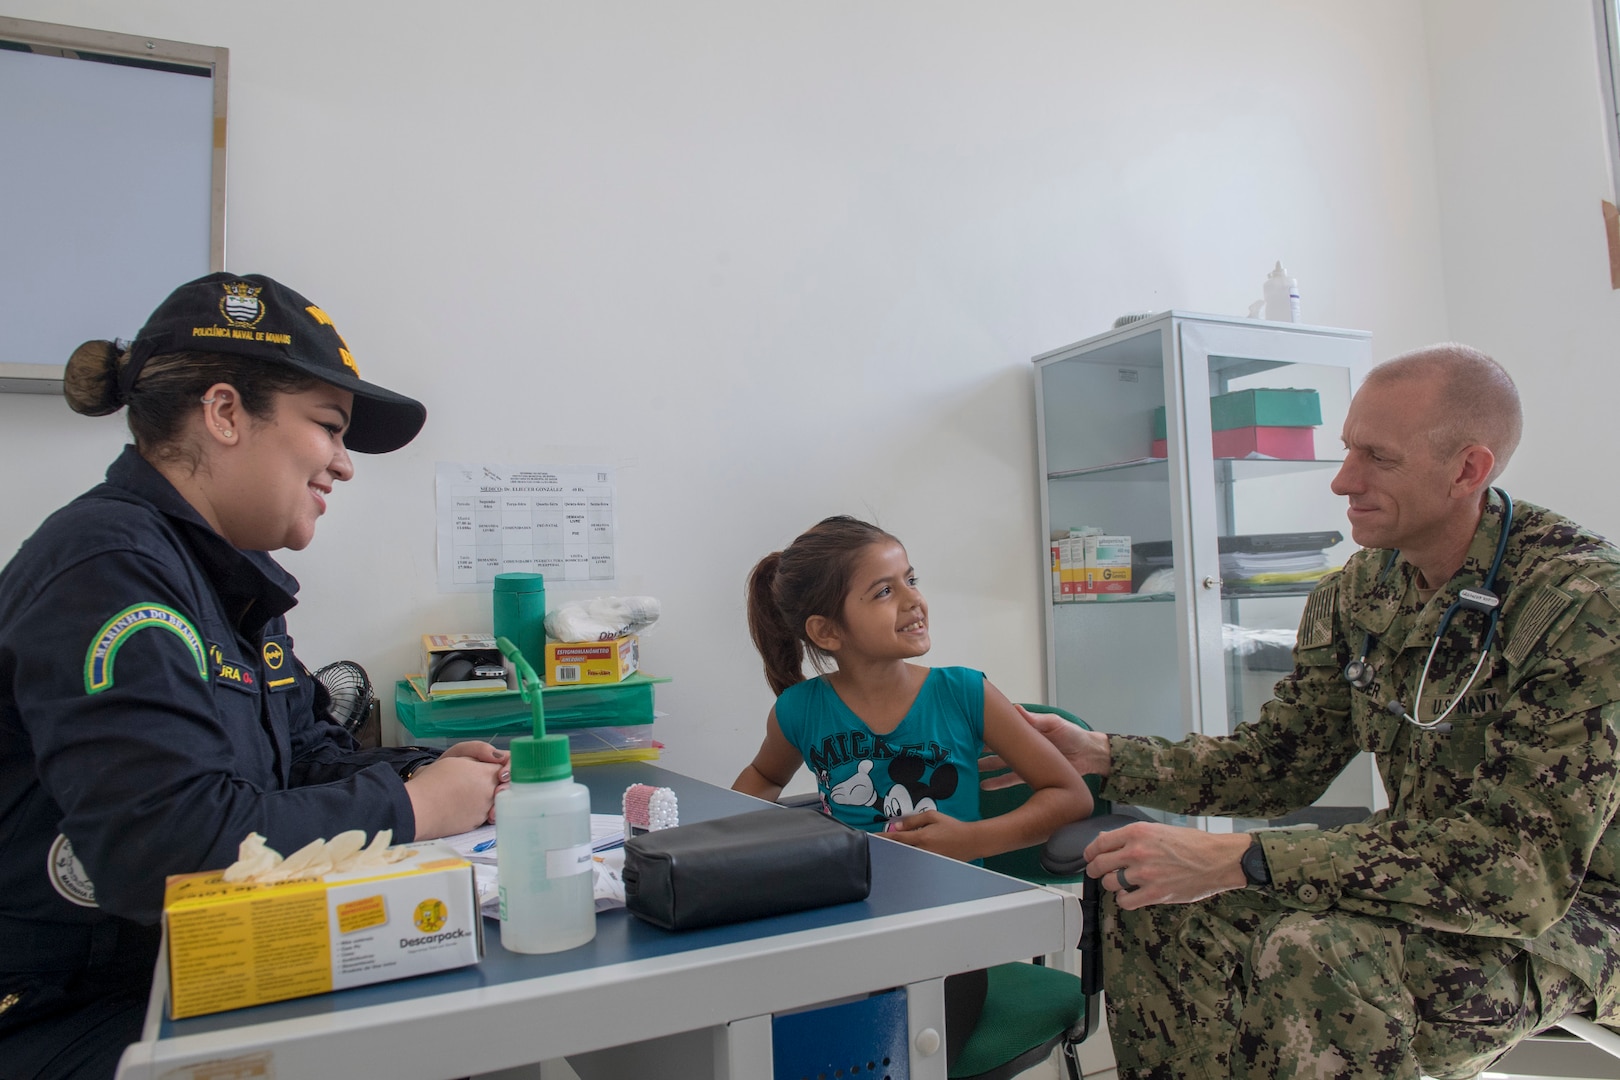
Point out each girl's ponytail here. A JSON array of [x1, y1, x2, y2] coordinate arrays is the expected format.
[[747, 551, 804, 696]]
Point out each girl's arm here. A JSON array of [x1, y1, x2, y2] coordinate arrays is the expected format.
[[732, 707, 803, 802], [887, 681, 1093, 861]]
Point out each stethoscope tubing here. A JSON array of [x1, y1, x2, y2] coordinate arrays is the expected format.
[[1342, 488, 1513, 732]]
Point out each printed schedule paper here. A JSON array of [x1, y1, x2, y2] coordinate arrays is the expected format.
[[435, 462, 616, 592]]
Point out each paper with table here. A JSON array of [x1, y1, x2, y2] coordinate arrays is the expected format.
[[446, 814, 628, 914]]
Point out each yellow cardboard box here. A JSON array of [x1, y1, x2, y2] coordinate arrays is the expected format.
[[162, 841, 482, 1019], [544, 634, 639, 685], [1083, 535, 1133, 596]]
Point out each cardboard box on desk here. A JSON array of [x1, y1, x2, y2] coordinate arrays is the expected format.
[[545, 635, 639, 685], [162, 841, 483, 1020]]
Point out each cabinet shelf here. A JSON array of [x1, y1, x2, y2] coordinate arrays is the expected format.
[[1048, 457, 1345, 482], [1051, 580, 1324, 607]]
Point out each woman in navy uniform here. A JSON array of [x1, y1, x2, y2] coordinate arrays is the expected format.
[[0, 273, 508, 1079]]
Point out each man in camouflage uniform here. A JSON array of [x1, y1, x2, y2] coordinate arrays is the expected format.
[[996, 345, 1620, 1077]]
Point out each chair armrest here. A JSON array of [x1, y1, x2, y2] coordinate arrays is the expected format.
[[1042, 809, 1150, 999], [1039, 808, 1151, 877]]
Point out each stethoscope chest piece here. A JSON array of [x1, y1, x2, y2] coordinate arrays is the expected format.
[[1343, 657, 1375, 690]]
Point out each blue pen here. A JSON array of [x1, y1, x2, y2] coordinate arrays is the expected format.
[[472, 837, 498, 853]]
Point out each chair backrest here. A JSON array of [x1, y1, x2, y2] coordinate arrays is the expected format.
[[980, 704, 1107, 883]]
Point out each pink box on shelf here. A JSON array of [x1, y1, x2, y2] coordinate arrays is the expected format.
[[1211, 425, 1315, 460], [1150, 438, 1167, 458]]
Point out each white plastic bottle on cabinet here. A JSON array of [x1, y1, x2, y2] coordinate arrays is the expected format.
[[496, 733, 596, 953], [1263, 261, 1300, 322]]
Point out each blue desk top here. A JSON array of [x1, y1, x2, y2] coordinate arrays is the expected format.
[[163, 762, 1031, 1038]]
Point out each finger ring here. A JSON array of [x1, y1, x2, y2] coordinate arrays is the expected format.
[[1116, 867, 1138, 892]]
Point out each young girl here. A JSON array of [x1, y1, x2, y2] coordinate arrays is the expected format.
[[733, 515, 1092, 863]]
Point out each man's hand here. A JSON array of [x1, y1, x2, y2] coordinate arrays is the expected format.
[[979, 705, 1109, 790], [1083, 821, 1251, 909]]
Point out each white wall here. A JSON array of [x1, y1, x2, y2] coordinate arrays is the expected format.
[[1423, 0, 1620, 536], [0, 1, 1450, 789]]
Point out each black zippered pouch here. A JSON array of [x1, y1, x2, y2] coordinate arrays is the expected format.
[[622, 808, 870, 930]]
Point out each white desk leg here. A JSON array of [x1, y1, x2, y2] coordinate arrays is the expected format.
[[718, 1014, 772, 1079], [907, 976, 948, 1080]]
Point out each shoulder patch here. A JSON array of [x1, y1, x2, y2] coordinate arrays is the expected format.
[[1299, 579, 1338, 649], [1503, 584, 1575, 669], [47, 834, 98, 907], [83, 603, 209, 694]]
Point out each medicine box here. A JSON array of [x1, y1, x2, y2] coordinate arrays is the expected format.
[[1152, 388, 1321, 442], [162, 840, 482, 1020], [545, 635, 638, 685], [1057, 536, 1077, 601], [1212, 425, 1316, 460], [1049, 539, 1063, 602], [1083, 535, 1132, 596], [1152, 425, 1317, 460], [1209, 388, 1321, 431]]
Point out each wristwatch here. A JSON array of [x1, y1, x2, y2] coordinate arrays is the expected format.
[[1240, 836, 1271, 887]]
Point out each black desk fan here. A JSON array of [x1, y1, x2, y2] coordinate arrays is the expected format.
[[314, 660, 376, 736]]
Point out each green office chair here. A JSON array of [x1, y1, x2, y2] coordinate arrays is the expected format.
[[945, 704, 1115, 1080]]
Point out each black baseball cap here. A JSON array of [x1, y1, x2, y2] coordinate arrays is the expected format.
[[124, 272, 427, 454]]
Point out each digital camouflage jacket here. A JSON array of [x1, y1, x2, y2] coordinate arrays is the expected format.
[[1103, 491, 1620, 1019]]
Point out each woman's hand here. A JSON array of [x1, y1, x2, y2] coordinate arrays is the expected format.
[[882, 810, 985, 862], [437, 741, 510, 823], [439, 740, 509, 766], [405, 753, 508, 838]]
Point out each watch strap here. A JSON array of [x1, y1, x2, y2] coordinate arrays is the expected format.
[[1241, 836, 1271, 887]]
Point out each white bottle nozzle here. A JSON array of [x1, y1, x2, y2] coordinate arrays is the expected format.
[[1262, 260, 1300, 323]]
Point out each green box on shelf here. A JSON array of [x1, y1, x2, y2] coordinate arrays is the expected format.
[[394, 671, 668, 740], [1152, 390, 1321, 440], [1210, 388, 1320, 431]]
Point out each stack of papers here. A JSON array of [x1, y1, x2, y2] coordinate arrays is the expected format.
[[1221, 548, 1334, 586], [445, 815, 626, 864], [447, 815, 630, 916]]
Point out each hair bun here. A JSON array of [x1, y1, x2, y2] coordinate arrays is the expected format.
[[62, 340, 127, 416]]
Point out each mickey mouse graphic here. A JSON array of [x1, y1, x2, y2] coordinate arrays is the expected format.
[[828, 753, 959, 825], [883, 753, 959, 820]]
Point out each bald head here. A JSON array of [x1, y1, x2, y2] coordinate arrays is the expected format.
[[1360, 343, 1522, 483]]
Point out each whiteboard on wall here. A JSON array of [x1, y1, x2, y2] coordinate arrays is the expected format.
[[0, 18, 227, 394]]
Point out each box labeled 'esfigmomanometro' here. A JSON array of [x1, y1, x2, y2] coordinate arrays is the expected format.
[[162, 841, 482, 1019]]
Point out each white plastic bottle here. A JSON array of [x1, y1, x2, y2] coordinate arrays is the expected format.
[[1263, 261, 1301, 322], [496, 733, 596, 953]]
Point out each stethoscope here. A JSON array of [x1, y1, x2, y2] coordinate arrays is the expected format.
[[1342, 488, 1512, 735]]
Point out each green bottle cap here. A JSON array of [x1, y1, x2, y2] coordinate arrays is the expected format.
[[509, 734, 572, 783], [493, 572, 546, 593]]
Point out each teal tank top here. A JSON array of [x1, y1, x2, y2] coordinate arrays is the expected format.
[[773, 666, 985, 832]]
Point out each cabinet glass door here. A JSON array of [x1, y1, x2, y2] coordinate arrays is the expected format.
[[1037, 314, 1370, 760], [1037, 320, 1183, 744]]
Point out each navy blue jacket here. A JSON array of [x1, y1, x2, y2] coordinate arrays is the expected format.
[[0, 447, 430, 976]]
